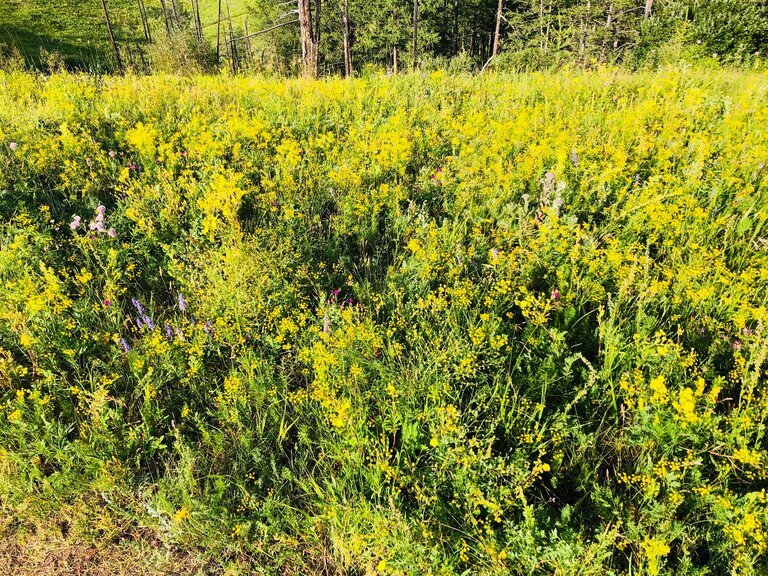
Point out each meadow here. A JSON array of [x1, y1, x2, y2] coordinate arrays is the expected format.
[[0, 0, 249, 69], [0, 67, 767, 574]]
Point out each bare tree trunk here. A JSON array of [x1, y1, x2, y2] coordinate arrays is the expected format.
[[492, 0, 503, 57], [227, 1, 238, 72], [159, 0, 170, 33], [452, 0, 459, 54], [644, 0, 654, 19], [193, 0, 204, 43], [216, 0, 222, 62], [393, 45, 398, 74], [539, 0, 544, 52], [137, 0, 151, 42], [101, 0, 123, 71], [169, 0, 179, 27], [342, 0, 352, 77], [412, 0, 418, 69], [244, 19, 252, 66], [298, 0, 318, 77]]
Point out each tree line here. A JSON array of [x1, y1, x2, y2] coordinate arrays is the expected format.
[[5, 0, 766, 74], [236, 0, 767, 77]]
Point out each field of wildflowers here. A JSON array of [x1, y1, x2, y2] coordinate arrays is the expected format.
[[0, 67, 767, 574]]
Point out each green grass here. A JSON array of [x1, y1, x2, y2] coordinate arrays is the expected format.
[[197, 0, 252, 41], [0, 0, 252, 69], [0, 0, 142, 68]]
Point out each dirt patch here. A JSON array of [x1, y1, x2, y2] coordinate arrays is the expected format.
[[0, 521, 204, 576]]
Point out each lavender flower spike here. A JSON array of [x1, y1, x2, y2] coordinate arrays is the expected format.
[[121, 338, 132, 352], [178, 292, 186, 313], [131, 297, 145, 314]]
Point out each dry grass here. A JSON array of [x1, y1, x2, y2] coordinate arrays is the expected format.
[[0, 510, 205, 576]]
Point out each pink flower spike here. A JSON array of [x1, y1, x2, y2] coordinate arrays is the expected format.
[[70, 216, 81, 230], [107, 228, 116, 238], [552, 288, 560, 301]]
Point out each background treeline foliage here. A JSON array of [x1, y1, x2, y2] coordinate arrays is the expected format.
[[0, 0, 767, 74]]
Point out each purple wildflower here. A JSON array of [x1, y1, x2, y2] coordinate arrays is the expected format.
[[203, 321, 212, 334], [136, 317, 144, 330], [178, 292, 186, 312], [104, 299, 111, 307], [70, 215, 81, 230], [165, 324, 174, 338], [107, 228, 116, 238], [552, 288, 560, 301], [175, 327, 184, 339], [571, 150, 578, 166], [142, 315, 155, 330], [121, 338, 131, 352], [131, 298, 145, 315]]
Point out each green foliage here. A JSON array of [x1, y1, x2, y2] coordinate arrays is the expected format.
[[2, 0, 767, 73]]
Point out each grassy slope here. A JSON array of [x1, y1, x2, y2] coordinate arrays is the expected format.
[[0, 0, 141, 67], [0, 0, 251, 68], [197, 0, 251, 41]]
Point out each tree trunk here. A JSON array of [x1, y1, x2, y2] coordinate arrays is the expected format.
[[159, 0, 170, 33], [539, 0, 544, 53], [314, 0, 322, 47], [412, 0, 418, 69], [137, 0, 151, 42], [492, 0, 503, 57], [342, 0, 352, 77], [298, 0, 318, 78], [193, 0, 204, 43], [169, 0, 179, 27], [227, 1, 238, 73], [101, 0, 123, 71], [644, 0, 654, 19], [452, 0, 459, 54], [393, 45, 398, 74], [216, 0, 222, 61]]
